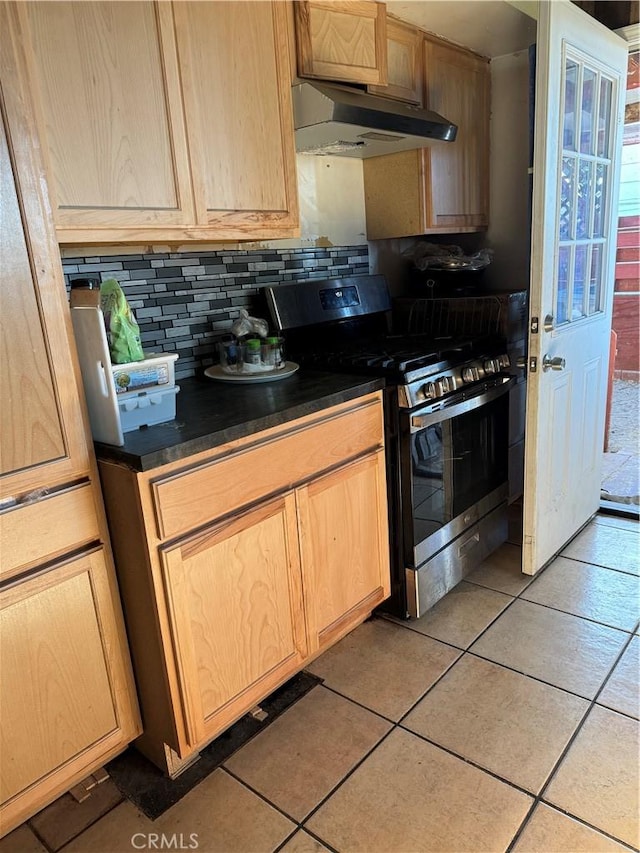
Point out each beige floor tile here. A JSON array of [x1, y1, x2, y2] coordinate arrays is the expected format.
[[513, 803, 630, 852], [28, 780, 123, 851], [157, 769, 294, 853], [306, 618, 460, 720], [562, 524, 640, 576], [465, 543, 533, 596], [0, 825, 47, 853], [470, 599, 628, 698], [598, 636, 640, 719], [595, 514, 640, 534], [545, 705, 640, 848], [403, 655, 588, 794], [408, 581, 513, 649], [61, 801, 151, 852], [279, 830, 331, 853], [306, 728, 532, 853], [522, 555, 640, 631], [225, 686, 391, 821]]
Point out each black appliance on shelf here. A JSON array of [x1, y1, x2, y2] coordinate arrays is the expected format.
[[264, 275, 522, 619]]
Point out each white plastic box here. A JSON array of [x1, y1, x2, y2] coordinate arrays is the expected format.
[[118, 385, 180, 433], [70, 288, 179, 446]]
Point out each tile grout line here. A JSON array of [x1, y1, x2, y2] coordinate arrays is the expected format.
[[559, 554, 640, 578], [505, 627, 640, 852], [465, 647, 640, 717], [28, 796, 125, 853]]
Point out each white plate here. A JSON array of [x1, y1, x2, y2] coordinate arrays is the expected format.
[[204, 361, 300, 384]]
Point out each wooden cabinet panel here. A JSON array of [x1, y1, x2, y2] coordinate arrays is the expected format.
[[295, 0, 387, 85], [152, 396, 383, 541], [22, 2, 193, 231], [0, 549, 140, 823], [1, 11, 140, 833], [172, 1, 299, 235], [161, 494, 307, 748], [0, 118, 64, 473], [0, 483, 99, 583], [368, 17, 423, 104], [0, 4, 90, 500], [425, 37, 490, 229], [363, 36, 490, 239], [298, 451, 390, 652]]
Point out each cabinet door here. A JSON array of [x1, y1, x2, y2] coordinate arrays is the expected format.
[[160, 494, 308, 751], [173, 1, 299, 238], [295, 0, 387, 85], [0, 548, 140, 831], [424, 38, 490, 229], [297, 452, 390, 653], [0, 6, 91, 501], [368, 17, 423, 104], [21, 2, 194, 234]]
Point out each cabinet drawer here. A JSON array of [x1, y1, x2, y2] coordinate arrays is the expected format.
[[152, 397, 383, 541], [0, 483, 100, 582]]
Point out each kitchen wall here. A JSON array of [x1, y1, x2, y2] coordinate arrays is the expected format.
[[63, 245, 369, 380]]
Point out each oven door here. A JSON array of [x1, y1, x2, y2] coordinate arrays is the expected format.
[[401, 376, 513, 570]]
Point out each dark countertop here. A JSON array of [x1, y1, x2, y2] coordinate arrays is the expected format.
[[94, 370, 385, 471]]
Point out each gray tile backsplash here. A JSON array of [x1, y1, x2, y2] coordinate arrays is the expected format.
[[63, 246, 369, 380]]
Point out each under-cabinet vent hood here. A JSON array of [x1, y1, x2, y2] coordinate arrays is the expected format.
[[292, 81, 457, 158]]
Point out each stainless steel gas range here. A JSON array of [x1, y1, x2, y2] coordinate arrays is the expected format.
[[264, 275, 516, 619]]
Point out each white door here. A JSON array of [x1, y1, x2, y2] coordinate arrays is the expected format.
[[523, 0, 627, 575]]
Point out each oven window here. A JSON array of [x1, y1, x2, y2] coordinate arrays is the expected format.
[[411, 393, 509, 545]]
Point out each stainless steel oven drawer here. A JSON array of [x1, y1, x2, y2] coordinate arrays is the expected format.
[[405, 502, 509, 618]]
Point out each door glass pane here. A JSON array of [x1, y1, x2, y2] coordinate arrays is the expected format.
[[573, 245, 588, 319], [589, 245, 602, 314], [557, 246, 571, 324], [564, 60, 578, 150], [560, 156, 575, 239], [556, 54, 614, 325], [580, 68, 597, 154], [597, 77, 612, 157], [593, 162, 607, 237], [576, 159, 593, 239]]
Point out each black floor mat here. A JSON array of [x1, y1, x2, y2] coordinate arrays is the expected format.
[[107, 671, 322, 820]]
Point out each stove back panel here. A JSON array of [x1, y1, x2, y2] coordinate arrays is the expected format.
[[265, 275, 391, 331]]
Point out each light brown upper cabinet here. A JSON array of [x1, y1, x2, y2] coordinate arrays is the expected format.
[[368, 16, 423, 105], [294, 1, 387, 85], [172, 1, 298, 237], [363, 36, 490, 238], [21, 2, 194, 234], [19, 1, 299, 243]]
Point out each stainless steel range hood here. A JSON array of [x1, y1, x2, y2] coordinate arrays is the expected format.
[[292, 81, 457, 158]]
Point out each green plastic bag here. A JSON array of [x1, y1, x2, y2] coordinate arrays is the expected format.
[[100, 278, 144, 364]]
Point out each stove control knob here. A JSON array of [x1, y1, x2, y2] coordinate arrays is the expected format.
[[437, 377, 450, 396], [461, 367, 476, 384], [423, 381, 437, 400], [499, 354, 511, 369], [484, 359, 498, 375]]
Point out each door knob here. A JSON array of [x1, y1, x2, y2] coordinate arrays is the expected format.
[[542, 354, 566, 371]]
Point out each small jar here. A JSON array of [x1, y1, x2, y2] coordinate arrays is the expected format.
[[244, 338, 262, 365], [263, 336, 284, 368]]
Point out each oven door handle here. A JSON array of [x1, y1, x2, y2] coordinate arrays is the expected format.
[[409, 376, 515, 432]]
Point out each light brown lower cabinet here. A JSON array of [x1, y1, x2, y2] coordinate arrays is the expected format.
[[98, 392, 390, 776], [161, 493, 308, 749], [0, 548, 140, 833], [298, 450, 390, 653]]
